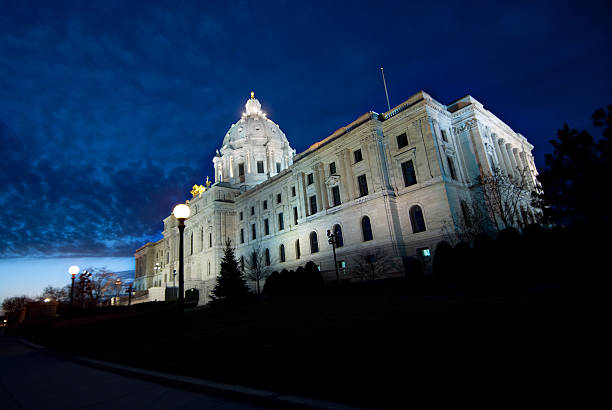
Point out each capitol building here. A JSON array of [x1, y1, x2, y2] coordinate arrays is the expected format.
[[134, 91, 538, 304]]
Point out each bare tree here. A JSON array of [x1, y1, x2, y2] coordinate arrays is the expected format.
[[474, 166, 533, 233], [244, 243, 273, 295], [2, 295, 32, 314], [350, 249, 399, 282], [73, 267, 118, 308], [40, 286, 69, 303]]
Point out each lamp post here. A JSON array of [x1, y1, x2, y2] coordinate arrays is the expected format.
[[172, 269, 177, 299], [327, 229, 340, 283], [126, 283, 134, 306], [154, 263, 160, 287], [115, 278, 122, 306], [173, 203, 190, 311], [69, 265, 79, 310]]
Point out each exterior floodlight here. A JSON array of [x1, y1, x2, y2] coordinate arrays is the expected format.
[[173, 203, 190, 220], [69, 265, 79, 276]]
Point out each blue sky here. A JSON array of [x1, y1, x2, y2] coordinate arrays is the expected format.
[[1, 0, 611, 300]]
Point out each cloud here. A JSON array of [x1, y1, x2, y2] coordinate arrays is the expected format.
[[0, 119, 207, 257]]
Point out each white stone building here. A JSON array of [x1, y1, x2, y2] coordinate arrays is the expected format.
[[134, 91, 538, 304]]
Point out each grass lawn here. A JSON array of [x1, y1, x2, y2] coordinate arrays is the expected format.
[[31, 278, 610, 408]]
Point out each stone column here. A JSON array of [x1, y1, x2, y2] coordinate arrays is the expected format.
[[493, 136, 507, 175], [519, 151, 534, 187], [313, 163, 323, 212], [343, 149, 356, 201], [319, 162, 330, 209], [499, 139, 513, 176], [513, 148, 525, 177], [506, 144, 519, 178], [336, 150, 349, 203], [298, 172, 309, 217]]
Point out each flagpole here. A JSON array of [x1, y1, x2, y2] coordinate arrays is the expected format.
[[381, 66, 391, 111]]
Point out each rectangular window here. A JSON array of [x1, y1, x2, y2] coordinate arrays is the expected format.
[[397, 133, 408, 149], [417, 247, 431, 258], [257, 160, 264, 173], [354, 149, 363, 163], [252, 224, 256, 239], [307, 173, 314, 185], [293, 206, 298, 225], [331, 186, 341, 206], [264, 219, 269, 235], [278, 213, 284, 230], [263, 200, 268, 210], [277, 193, 282, 204], [238, 163, 245, 182], [291, 186, 296, 196], [239, 211, 243, 221], [401, 160, 417, 187], [251, 206, 255, 216], [240, 228, 244, 244], [441, 129, 448, 142], [309, 195, 317, 215], [357, 174, 368, 197], [209, 232, 212, 248], [329, 162, 336, 174], [276, 162, 281, 173], [447, 157, 457, 180]]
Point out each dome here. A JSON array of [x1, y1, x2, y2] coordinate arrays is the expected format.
[[221, 92, 290, 149], [214, 92, 295, 189]]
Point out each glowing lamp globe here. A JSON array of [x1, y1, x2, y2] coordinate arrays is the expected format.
[[173, 203, 190, 219], [69, 265, 79, 276]]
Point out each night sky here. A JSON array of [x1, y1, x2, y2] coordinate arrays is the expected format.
[[1, 0, 611, 300]]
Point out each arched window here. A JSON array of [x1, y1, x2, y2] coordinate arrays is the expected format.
[[265, 248, 270, 266], [410, 205, 426, 233], [361, 216, 373, 241], [280, 244, 286, 262], [310, 231, 319, 253], [295, 239, 301, 259], [333, 224, 343, 247]]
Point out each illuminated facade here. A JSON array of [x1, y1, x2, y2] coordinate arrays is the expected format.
[[134, 91, 538, 304]]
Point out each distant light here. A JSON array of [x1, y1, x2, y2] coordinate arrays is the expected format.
[[173, 203, 190, 219], [43, 298, 51, 303], [69, 265, 79, 276]]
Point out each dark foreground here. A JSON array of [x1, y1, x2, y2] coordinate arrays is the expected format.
[[22, 278, 610, 408], [0, 335, 267, 410]]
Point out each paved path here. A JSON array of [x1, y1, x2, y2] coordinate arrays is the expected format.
[[0, 335, 266, 410]]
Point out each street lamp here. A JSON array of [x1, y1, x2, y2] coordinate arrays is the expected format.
[[154, 263, 160, 286], [115, 278, 122, 306], [69, 265, 79, 310], [172, 269, 177, 299], [173, 203, 190, 311], [327, 230, 340, 284]]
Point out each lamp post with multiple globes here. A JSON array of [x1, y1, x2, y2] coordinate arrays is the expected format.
[[69, 265, 79, 310], [173, 203, 190, 311]]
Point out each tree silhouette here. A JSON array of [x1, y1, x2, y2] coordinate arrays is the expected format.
[[211, 238, 250, 303], [244, 242, 272, 295], [537, 105, 611, 230]]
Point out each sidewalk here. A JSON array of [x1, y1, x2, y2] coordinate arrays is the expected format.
[[0, 335, 363, 410]]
